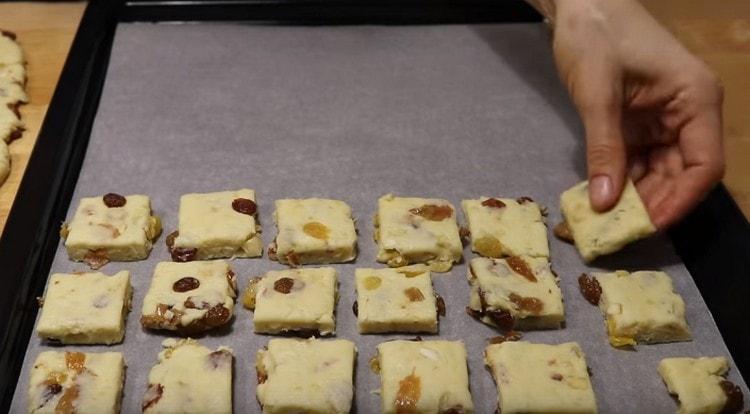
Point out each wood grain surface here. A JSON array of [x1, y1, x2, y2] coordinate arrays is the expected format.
[[0, 1, 747, 237]]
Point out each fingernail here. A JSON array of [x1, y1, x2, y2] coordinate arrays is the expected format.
[[589, 175, 613, 210]]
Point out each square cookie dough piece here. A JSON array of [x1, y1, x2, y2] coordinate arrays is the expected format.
[[245, 267, 337, 336], [377, 340, 474, 414], [462, 197, 549, 258], [355, 265, 440, 333], [28, 351, 125, 414], [170, 189, 262, 261], [658, 357, 743, 414], [375, 194, 462, 272], [270, 198, 357, 266], [485, 341, 597, 414], [256, 338, 356, 414], [467, 256, 564, 331], [61, 193, 162, 269], [36, 271, 132, 344], [588, 270, 691, 347], [143, 339, 233, 414], [141, 261, 237, 334], [560, 179, 656, 262]]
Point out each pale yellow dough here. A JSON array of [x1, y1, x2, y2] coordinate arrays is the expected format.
[[484, 341, 598, 414], [62, 194, 162, 264], [658, 357, 732, 414], [143, 339, 233, 414], [560, 179, 656, 262], [256, 338, 356, 414], [0, 105, 24, 144], [594, 270, 691, 347], [36, 271, 132, 344], [250, 267, 337, 335], [462, 197, 549, 258], [174, 189, 262, 259], [467, 256, 564, 330], [0, 33, 24, 65], [0, 62, 25, 84], [355, 265, 438, 333], [375, 194, 462, 272], [0, 140, 8, 185], [28, 351, 125, 414], [377, 340, 474, 414]]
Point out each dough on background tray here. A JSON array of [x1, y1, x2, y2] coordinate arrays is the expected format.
[[0, 140, 9, 185], [376, 339, 474, 414], [28, 351, 125, 414], [0, 29, 24, 65], [0, 29, 27, 185], [658, 357, 744, 414], [375, 194, 462, 272], [256, 338, 356, 414], [140, 260, 237, 334], [142, 339, 233, 414], [269, 198, 357, 266], [243, 267, 337, 336], [579, 270, 692, 348], [484, 341, 598, 414], [467, 256, 565, 331], [354, 265, 442, 334], [558, 179, 656, 262], [36, 271, 132, 345], [168, 189, 262, 262], [461, 196, 549, 258], [60, 193, 162, 269]]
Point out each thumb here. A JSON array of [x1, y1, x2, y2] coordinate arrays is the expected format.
[[572, 68, 627, 212]]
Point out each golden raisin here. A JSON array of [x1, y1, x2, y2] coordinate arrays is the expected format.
[[55, 384, 79, 414], [553, 221, 574, 243], [303, 221, 330, 240], [65, 352, 86, 374], [474, 236, 504, 258], [396, 269, 425, 278], [368, 356, 381, 374], [363, 276, 382, 290], [404, 287, 425, 302], [506, 256, 537, 282], [242, 278, 261, 309], [395, 371, 421, 413], [409, 204, 453, 221], [509, 293, 543, 314]]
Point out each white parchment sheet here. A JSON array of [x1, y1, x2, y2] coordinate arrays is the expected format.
[[11, 23, 747, 413]]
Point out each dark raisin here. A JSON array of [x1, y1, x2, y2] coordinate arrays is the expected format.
[[516, 196, 534, 204], [173, 277, 200, 292], [551, 373, 563, 381], [204, 305, 230, 327], [274, 277, 295, 294], [578, 274, 602, 305], [352, 300, 358, 316], [102, 193, 127, 208], [165, 230, 178, 249], [142, 383, 164, 410], [171, 247, 197, 262], [486, 309, 515, 331], [481, 198, 506, 208], [232, 198, 257, 215], [436, 295, 446, 317], [442, 407, 465, 414], [1, 30, 17, 40], [489, 331, 523, 344], [506, 256, 537, 282], [554, 221, 574, 243], [9, 127, 24, 141], [720, 380, 743, 413], [83, 249, 109, 270]]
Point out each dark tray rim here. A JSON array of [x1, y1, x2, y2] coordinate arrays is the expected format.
[[1, 0, 747, 410]]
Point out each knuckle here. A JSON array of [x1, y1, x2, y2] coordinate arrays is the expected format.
[[587, 142, 622, 168]]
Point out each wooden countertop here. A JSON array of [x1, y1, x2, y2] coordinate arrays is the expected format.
[[0, 1, 747, 236]]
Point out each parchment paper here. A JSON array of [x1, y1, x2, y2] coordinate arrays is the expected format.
[[11, 23, 748, 413]]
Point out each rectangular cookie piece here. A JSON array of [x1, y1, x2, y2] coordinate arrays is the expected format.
[[559, 179, 656, 262], [355, 265, 440, 333], [244, 267, 337, 335], [658, 357, 743, 414], [462, 196, 549, 258], [484, 341, 598, 414], [170, 189, 262, 261], [377, 340, 474, 414], [467, 256, 564, 331], [141, 261, 237, 334], [61, 193, 162, 269], [143, 339, 233, 414], [36, 271, 132, 344], [28, 351, 125, 414], [270, 198, 357, 266], [256, 338, 356, 414], [585, 270, 691, 347], [375, 194, 462, 272]]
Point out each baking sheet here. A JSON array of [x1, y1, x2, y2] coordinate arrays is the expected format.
[[11, 22, 748, 413]]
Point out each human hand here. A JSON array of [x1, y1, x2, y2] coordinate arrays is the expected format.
[[529, 0, 724, 230]]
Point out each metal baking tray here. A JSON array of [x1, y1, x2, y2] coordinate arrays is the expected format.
[[1, 1, 749, 412]]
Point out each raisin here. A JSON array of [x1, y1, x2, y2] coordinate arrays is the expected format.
[[55, 384, 79, 414], [459, 226, 470, 246], [395, 371, 421, 413], [204, 305, 230, 327], [409, 204, 453, 221], [486, 309, 515, 331], [551, 373, 564, 381], [509, 293, 543, 314], [369, 356, 381, 374], [40, 383, 62, 407], [267, 242, 278, 261], [553, 222, 574, 243], [442, 408, 465, 414], [489, 331, 523, 344], [364, 276, 382, 290], [65, 352, 85, 373], [256, 368, 268, 384], [102, 193, 127, 208], [242, 278, 261, 309], [506, 256, 537, 282], [720, 380, 743, 413], [516, 196, 534, 204], [285, 251, 300, 267], [404, 287, 425, 302], [173, 277, 200, 292], [474, 236, 504, 258], [165, 230, 178, 249], [481, 198, 506, 208], [578, 274, 602, 305], [397, 269, 424, 278], [171, 247, 197, 262], [9, 127, 23, 141], [231, 198, 256, 215], [207, 350, 232, 369], [1, 30, 17, 40], [352, 300, 358, 316], [142, 384, 164, 410], [274, 277, 295, 294], [436, 295, 446, 317], [83, 249, 109, 270], [303, 222, 330, 240]]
